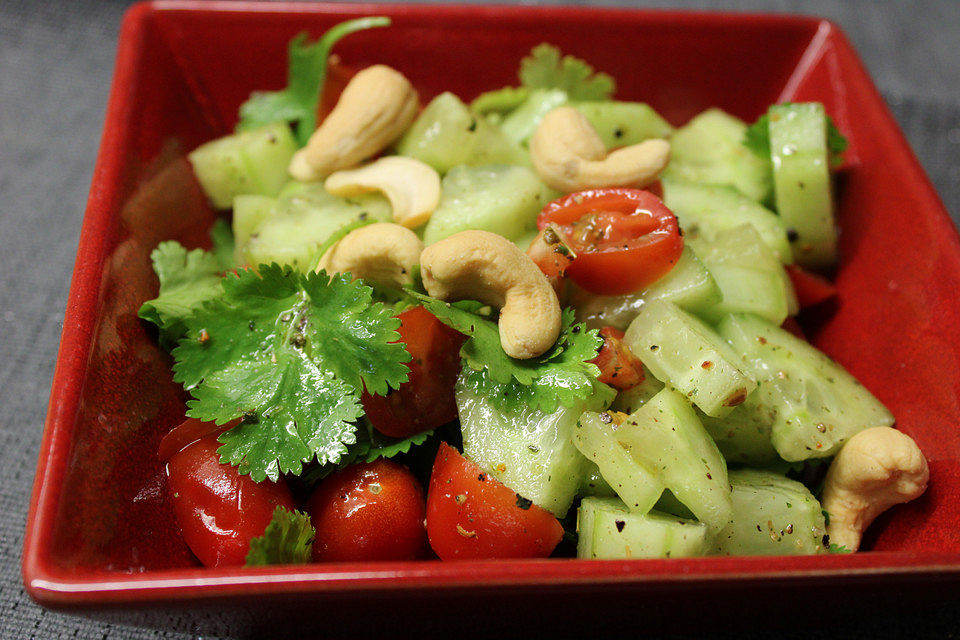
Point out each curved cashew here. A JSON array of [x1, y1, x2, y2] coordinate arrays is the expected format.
[[820, 426, 929, 551], [530, 106, 670, 192], [318, 223, 424, 288], [289, 65, 419, 181], [420, 230, 562, 359], [325, 157, 441, 229]]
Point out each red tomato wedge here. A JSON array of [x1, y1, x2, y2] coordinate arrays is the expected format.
[[591, 327, 645, 390], [426, 443, 564, 560], [361, 306, 466, 438], [158, 417, 238, 463], [537, 188, 683, 295], [785, 264, 837, 308], [166, 436, 295, 567], [306, 459, 427, 562]]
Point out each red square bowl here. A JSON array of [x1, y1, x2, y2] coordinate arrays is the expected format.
[[23, 1, 960, 635]]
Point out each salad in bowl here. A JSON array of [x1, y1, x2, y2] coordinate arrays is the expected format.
[[137, 17, 928, 568]]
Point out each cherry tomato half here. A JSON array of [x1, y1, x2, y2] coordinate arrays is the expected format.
[[591, 327, 645, 390], [306, 459, 427, 562], [426, 443, 564, 560], [537, 188, 683, 295], [166, 436, 295, 567], [785, 264, 837, 309], [361, 306, 466, 438]]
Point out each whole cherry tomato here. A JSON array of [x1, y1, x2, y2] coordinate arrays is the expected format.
[[426, 443, 564, 560], [361, 306, 466, 438], [590, 326, 645, 390], [157, 417, 237, 463], [306, 459, 427, 562], [537, 188, 683, 295], [166, 435, 295, 567]]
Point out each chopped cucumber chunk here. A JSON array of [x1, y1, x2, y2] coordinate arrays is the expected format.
[[572, 101, 674, 148], [768, 103, 838, 268], [610, 363, 664, 414], [718, 313, 895, 461], [570, 247, 722, 332], [395, 92, 528, 173], [615, 388, 733, 531], [241, 182, 391, 270], [713, 469, 827, 556], [693, 224, 794, 326], [663, 108, 773, 204], [422, 165, 553, 246], [574, 412, 664, 513], [662, 177, 792, 263], [500, 88, 569, 144], [578, 497, 710, 559], [456, 375, 607, 517], [188, 122, 297, 209], [624, 300, 757, 418]]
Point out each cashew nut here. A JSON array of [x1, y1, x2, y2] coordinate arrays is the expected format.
[[420, 230, 562, 359], [820, 426, 929, 551], [325, 157, 441, 229], [530, 106, 670, 192], [318, 222, 424, 288], [289, 65, 419, 181]]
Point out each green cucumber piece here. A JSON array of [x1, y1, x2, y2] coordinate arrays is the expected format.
[[578, 497, 710, 559], [713, 469, 827, 555], [768, 103, 837, 268], [422, 165, 552, 246], [610, 363, 664, 414], [699, 393, 780, 466], [188, 122, 297, 210], [718, 313, 895, 461], [663, 108, 773, 204], [242, 182, 392, 270], [232, 194, 277, 264], [662, 177, 792, 263], [693, 224, 793, 326], [455, 374, 608, 517], [570, 247, 722, 331], [573, 101, 674, 148], [574, 412, 665, 513], [624, 300, 756, 418], [500, 88, 569, 144], [395, 92, 528, 173], [615, 388, 733, 531], [579, 463, 617, 497]]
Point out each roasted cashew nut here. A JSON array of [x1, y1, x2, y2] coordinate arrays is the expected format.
[[318, 222, 424, 288], [325, 156, 441, 229], [420, 230, 562, 359], [530, 106, 670, 192], [289, 65, 419, 181], [820, 426, 929, 551]]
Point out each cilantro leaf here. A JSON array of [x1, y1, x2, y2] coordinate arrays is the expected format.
[[828, 543, 853, 554], [237, 17, 390, 146], [470, 86, 531, 115], [519, 44, 615, 101], [245, 506, 315, 566], [172, 266, 410, 481], [209, 218, 236, 272], [363, 427, 435, 463], [744, 104, 849, 167], [138, 241, 225, 349], [413, 294, 606, 411]]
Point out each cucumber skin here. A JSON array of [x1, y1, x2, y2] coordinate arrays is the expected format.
[[578, 497, 710, 559], [624, 300, 757, 418], [395, 92, 528, 174], [616, 388, 733, 531], [712, 469, 827, 556], [768, 103, 837, 268], [718, 313, 894, 462], [188, 122, 297, 210]]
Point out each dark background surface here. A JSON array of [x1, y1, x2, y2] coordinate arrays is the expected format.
[[2, 0, 958, 638]]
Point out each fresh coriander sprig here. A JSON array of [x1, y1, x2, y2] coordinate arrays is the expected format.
[[245, 507, 315, 566]]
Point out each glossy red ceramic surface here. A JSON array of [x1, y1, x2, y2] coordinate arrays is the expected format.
[[22, 0, 960, 630]]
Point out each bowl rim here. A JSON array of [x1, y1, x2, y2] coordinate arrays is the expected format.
[[23, 0, 960, 608]]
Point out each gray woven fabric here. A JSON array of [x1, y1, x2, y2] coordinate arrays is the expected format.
[[1, 0, 957, 638]]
